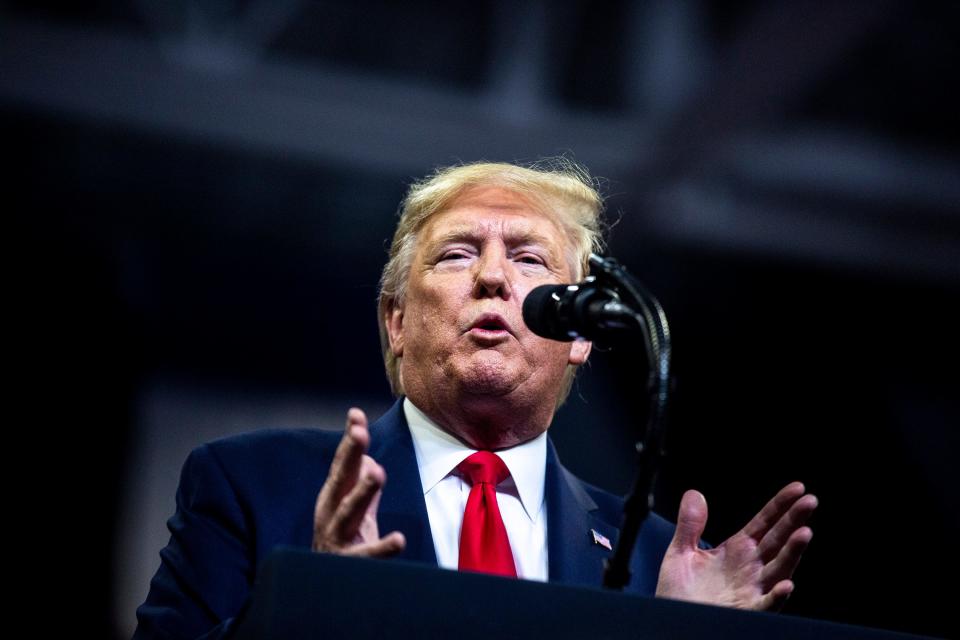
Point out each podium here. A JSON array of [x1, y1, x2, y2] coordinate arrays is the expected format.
[[233, 548, 930, 639]]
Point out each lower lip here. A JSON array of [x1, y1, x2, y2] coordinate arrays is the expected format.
[[469, 327, 510, 339]]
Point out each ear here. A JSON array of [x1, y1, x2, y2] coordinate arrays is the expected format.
[[567, 339, 591, 365], [384, 302, 405, 357]]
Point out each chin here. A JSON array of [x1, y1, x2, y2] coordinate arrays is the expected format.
[[455, 359, 520, 397], [461, 372, 516, 397]]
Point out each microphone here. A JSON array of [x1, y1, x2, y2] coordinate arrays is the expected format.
[[524, 254, 673, 592], [522, 281, 639, 342]]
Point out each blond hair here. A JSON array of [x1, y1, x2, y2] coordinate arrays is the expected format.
[[378, 158, 605, 406]]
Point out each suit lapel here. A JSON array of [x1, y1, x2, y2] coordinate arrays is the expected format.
[[367, 399, 439, 566], [545, 439, 620, 588]]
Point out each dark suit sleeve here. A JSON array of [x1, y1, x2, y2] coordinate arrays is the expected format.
[[134, 444, 255, 640]]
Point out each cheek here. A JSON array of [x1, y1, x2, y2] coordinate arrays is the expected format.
[[525, 334, 571, 367], [418, 279, 469, 320], [407, 290, 460, 345]]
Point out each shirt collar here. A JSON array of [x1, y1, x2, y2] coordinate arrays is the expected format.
[[404, 397, 546, 523]]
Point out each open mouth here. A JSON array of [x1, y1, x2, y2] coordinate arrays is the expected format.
[[469, 313, 511, 336]]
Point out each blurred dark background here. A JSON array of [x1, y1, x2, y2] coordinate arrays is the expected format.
[[4, 1, 958, 638]]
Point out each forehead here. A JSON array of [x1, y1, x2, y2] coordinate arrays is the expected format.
[[419, 186, 570, 247]]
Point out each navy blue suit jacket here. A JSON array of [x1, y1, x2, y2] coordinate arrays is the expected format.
[[135, 399, 677, 640]]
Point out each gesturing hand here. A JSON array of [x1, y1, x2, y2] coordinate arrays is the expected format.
[[312, 408, 406, 557], [655, 482, 817, 611]]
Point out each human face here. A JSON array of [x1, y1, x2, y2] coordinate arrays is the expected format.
[[385, 186, 591, 428]]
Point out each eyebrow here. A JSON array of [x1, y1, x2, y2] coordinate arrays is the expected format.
[[431, 226, 560, 251]]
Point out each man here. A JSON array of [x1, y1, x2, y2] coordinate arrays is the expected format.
[[135, 160, 817, 639]]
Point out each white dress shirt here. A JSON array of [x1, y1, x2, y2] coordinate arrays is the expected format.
[[403, 398, 549, 581]]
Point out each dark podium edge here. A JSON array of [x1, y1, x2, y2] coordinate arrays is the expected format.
[[232, 547, 936, 639]]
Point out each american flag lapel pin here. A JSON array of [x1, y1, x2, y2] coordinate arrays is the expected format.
[[591, 528, 612, 550]]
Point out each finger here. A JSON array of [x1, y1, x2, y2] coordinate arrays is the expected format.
[[316, 408, 369, 519], [756, 493, 817, 562], [758, 579, 794, 612], [761, 526, 813, 591], [341, 532, 407, 558], [669, 490, 708, 553], [741, 482, 806, 541], [331, 456, 386, 543]]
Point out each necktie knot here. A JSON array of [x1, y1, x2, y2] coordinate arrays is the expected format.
[[458, 451, 510, 486]]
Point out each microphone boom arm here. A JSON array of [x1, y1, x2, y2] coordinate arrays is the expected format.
[[583, 254, 673, 591]]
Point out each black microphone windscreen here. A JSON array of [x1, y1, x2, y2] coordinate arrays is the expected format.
[[522, 284, 572, 341]]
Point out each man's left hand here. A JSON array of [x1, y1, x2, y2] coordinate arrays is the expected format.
[[655, 482, 817, 611]]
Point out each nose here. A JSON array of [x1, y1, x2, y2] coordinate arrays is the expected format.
[[473, 249, 512, 300]]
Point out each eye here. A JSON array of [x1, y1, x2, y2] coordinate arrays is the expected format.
[[516, 254, 545, 266], [439, 250, 471, 261]]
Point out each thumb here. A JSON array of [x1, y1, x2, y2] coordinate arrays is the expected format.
[[670, 489, 708, 552]]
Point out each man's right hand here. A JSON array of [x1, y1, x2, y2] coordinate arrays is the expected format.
[[312, 408, 407, 556]]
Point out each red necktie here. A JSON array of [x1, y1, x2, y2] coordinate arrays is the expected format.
[[457, 451, 517, 578]]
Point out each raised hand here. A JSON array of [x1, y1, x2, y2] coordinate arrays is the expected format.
[[312, 408, 406, 557], [655, 482, 817, 610]]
